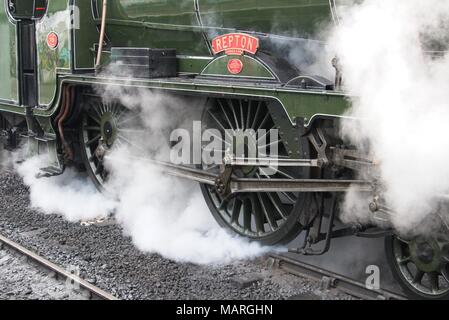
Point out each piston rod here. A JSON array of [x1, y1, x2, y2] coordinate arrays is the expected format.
[[148, 159, 372, 193], [226, 157, 321, 167]]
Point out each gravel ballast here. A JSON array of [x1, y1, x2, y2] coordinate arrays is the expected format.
[[0, 170, 354, 300], [0, 246, 88, 300]]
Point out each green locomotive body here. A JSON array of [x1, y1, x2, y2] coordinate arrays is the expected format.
[[0, 0, 347, 129], [1, 0, 446, 300]]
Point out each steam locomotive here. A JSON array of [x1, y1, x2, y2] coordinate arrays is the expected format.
[[0, 0, 447, 299]]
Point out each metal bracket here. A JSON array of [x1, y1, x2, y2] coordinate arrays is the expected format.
[[215, 164, 234, 197], [332, 57, 343, 91], [308, 128, 329, 167], [332, 147, 376, 171], [36, 165, 65, 179], [95, 139, 110, 161], [290, 196, 339, 256]]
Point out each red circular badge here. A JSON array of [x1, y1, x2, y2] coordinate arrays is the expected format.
[[227, 59, 243, 75], [47, 32, 59, 49]]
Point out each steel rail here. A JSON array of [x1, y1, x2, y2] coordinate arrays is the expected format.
[[271, 254, 408, 300], [0, 233, 118, 300]]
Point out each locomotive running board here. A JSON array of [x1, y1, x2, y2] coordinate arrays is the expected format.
[[140, 159, 373, 193]]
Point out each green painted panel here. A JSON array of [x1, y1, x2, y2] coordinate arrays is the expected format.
[[178, 56, 213, 74], [73, 0, 98, 69], [36, 0, 71, 106], [199, 0, 331, 39], [0, 7, 18, 103], [114, 0, 196, 25], [201, 55, 275, 79], [105, 0, 209, 56], [277, 91, 351, 123], [105, 21, 209, 56]]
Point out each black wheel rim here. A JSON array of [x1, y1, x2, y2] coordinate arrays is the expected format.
[[392, 235, 449, 297], [201, 98, 309, 240]]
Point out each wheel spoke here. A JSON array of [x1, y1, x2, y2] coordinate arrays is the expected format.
[[412, 270, 425, 284], [97, 101, 104, 114], [397, 256, 411, 265], [246, 100, 252, 129], [86, 134, 101, 147], [92, 102, 103, 116], [231, 199, 242, 224], [266, 193, 288, 220], [227, 99, 240, 130], [243, 199, 252, 232], [115, 105, 129, 121], [239, 100, 245, 130], [429, 273, 440, 293], [84, 126, 101, 132], [259, 140, 281, 149], [258, 113, 270, 130], [87, 111, 101, 124], [218, 100, 235, 131], [258, 126, 276, 142], [118, 128, 147, 135], [251, 101, 262, 130], [118, 113, 141, 126], [255, 173, 288, 220], [117, 134, 146, 152], [441, 265, 449, 284], [207, 110, 233, 140], [217, 196, 229, 210], [257, 193, 278, 232], [274, 168, 295, 180], [259, 168, 296, 204], [251, 194, 265, 233]]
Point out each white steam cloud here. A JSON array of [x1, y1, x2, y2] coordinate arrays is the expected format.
[[329, 0, 449, 233], [105, 147, 269, 264], [16, 152, 270, 265], [17, 156, 116, 222]]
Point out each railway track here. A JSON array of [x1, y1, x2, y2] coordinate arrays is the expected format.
[[270, 254, 408, 300], [0, 233, 118, 300]]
